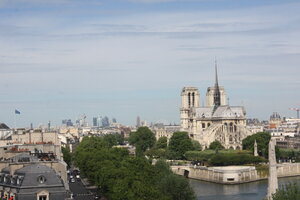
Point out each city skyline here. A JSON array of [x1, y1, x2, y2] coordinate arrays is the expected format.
[[0, 0, 300, 127]]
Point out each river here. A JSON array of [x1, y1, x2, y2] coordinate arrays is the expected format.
[[190, 176, 300, 200]]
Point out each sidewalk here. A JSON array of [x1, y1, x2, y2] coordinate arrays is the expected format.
[[81, 178, 97, 190]]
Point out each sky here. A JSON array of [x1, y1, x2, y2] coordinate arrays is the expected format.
[[0, 0, 300, 128]]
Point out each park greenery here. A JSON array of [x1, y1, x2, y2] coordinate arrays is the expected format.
[[137, 129, 269, 166], [140, 129, 270, 166], [242, 132, 271, 158], [184, 149, 265, 166], [129, 127, 156, 156], [168, 132, 195, 160], [271, 183, 300, 200], [277, 148, 300, 162], [208, 140, 224, 150], [155, 136, 168, 149], [73, 133, 196, 200]]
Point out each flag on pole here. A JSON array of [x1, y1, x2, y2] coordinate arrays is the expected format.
[[15, 109, 21, 114]]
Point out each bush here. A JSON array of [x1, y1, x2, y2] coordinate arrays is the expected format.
[[272, 183, 300, 200], [209, 153, 266, 166], [185, 150, 252, 163], [209, 140, 224, 150]]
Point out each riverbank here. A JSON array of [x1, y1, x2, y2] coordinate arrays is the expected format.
[[191, 176, 300, 200], [172, 162, 300, 184]]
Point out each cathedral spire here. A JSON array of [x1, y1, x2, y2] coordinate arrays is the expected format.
[[215, 59, 219, 87], [213, 59, 221, 108]]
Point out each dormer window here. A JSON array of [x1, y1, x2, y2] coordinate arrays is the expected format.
[[37, 175, 46, 184]]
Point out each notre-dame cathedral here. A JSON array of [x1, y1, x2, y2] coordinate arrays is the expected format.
[[180, 64, 253, 150]]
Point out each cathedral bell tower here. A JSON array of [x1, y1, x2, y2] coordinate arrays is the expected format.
[[180, 87, 200, 131]]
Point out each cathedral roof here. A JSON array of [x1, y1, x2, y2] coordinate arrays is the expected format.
[[195, 105, 245, 119]]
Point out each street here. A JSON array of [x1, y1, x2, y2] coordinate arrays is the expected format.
[[69, 178, 95, 200]]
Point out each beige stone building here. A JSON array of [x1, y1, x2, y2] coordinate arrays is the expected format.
[[180, 65, 252, 149], [153, 125, 181, 141]]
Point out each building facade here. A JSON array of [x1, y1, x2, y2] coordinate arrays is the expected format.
[[0, 153, 68, 200], [180, 65, 252, 149]]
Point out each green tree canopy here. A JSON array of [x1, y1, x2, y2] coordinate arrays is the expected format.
[[242, 132, 271, 158], [61, 146, 72, 168], [192, 140, 202, 151], [73, 136, 196, 200], [155, 160, 196, 200], [155, 136, 168, 149], [168, 132, 194, 160], [209, 140, 224, 150], [129, 127, 156, 156], [271, 183, 300, 200]]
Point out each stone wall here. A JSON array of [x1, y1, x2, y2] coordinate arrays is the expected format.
[[172, 163, 300, 184]]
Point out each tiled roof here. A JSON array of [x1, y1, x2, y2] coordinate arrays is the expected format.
[[195, 106, 245, 119]]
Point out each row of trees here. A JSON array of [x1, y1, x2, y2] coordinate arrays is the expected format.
[[128, 128, 273, 164], [73, 134, 196, 200], [129, 127, 201, 160]]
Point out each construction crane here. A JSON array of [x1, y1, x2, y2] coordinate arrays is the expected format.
[[289, 108, 300, 119]]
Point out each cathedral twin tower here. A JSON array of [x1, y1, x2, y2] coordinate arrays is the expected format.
[[180, 63, 251, 150]]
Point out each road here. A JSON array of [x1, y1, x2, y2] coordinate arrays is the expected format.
[[69, 179, 95, 200]]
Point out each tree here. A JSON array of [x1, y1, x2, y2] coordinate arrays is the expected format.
[[103, 134, 118, 147], [168, 132, 194, 160], [242, 132, 271, 158], [62, 146, 72, 167], [155, 137, 168, 149], [192, 140, 202, 151], [209, 140, 224, 150], [155, 160, 196, 200], [272, 183, 300, 200], [73, 137, 196, 200], [128, 127, 156, 156]]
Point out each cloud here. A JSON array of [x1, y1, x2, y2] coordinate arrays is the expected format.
[[0, 0, 300, 125]]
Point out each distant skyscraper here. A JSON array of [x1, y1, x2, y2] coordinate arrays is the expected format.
[[93, 117, 98, 127], [62, 119, 73, 127], [136, 116, 141, 128], [101, 116, 110, 127]]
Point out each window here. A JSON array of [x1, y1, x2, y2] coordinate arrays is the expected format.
[[202, 123, 205, 128], [39, 195, 47, 200], [37, 176, 46, 184]]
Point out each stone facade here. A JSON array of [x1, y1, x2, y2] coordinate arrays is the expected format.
[[180, 66, 252, 149]]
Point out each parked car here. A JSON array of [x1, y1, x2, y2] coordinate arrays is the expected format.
[[70, 178, 75, 183], [94, 194, 100, 200]]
